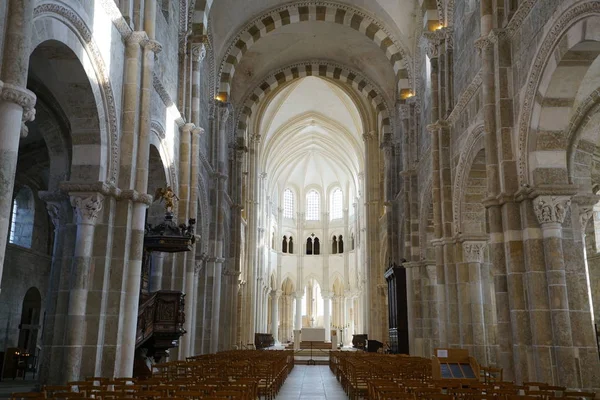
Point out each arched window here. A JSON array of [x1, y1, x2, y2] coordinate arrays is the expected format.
[[331, 189, 343, 220], [306, 237, 313, 255], [9, 187, 35, 248], [332, 236, 338, 254], [283, 189, 294, 219], [289, 237, 294, 254], [282, 236, 288, 253], [351, 233, 355, 250], [306, 190, 320, 221], [314, 238, 321, 255], [338, 235, 344, 253]]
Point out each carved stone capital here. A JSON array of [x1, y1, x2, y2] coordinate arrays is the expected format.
[[423, 30, 445, 58], [120, 189, 153, 205], [0, 81, 37, 122], [462, 241, 487, 263], [271, 289, 283, 298], [46, 202, 68, 228], [180, 122, 196, 133], [362, 131, 376, 142], [398, 104, 411, 120], [127, 31, 149, 46], [191, 42, 207, 62], [580, 207, 594, 231], [474, 36, 492, 52], [321, 290, 333, 300], [533, 196, 571, 225], [426, 120, 448, 133], [70, 193, 104, 225], [443, 27, 454, 50], [217, 102, 231, 123], [572, 194, 600, 230], [142, 39, 162, 54]]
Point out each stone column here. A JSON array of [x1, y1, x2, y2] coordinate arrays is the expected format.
[[190, 259, 202, 355], [405, 262, 423, 356], [150, 252, 165, 292], [589, 208, 600, 325], [37, 195, 71, 384], [533, 195, 577, 387], [181, 126, 202, 357], [0, 1, 36, 294], [270, 290, 281, 343], [119, 7, 162, 370], [190, 41, 206, 125], [322, 291, 332, 342], [208, 102, 230, 353], [64, 193, 104, 382], [362, 131, 383, 341], [461, 241, 489, 365], [294, 291, 303, 330], [423, 263, 439, 355]]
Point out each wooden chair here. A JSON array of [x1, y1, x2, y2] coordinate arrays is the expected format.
[[10, 393, 45, 400], [480, 366, 503, 384], [562, 392, 597, 399]]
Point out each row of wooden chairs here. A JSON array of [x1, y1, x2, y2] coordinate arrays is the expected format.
[[329, 352, 598, 400], [11, 350, 295, 400]]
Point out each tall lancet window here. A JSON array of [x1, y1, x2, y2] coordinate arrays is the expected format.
[[284, 188, 294, 219], [9, 187, 35, 248], [331, 188, 342, 220], [306, 190, 320, 221]]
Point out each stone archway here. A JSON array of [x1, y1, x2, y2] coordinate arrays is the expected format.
[[517, 3, 600, 185], [216, 2, 412, 99], [32, 5, 117, 184], [17, 287, 42, 355]]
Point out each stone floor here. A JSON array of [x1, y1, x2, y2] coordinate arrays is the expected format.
[[0, 378, 36, 399], [276, 365, 348, 399]]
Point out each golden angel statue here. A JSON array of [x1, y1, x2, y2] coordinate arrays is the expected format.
[[154, 186, 179, 212]]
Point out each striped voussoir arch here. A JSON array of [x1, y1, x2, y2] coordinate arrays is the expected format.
[[219, 2, 411, 99], [190, 0, 213, 35], [236, 62, 392, 139]]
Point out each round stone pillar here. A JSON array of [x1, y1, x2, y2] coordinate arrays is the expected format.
[[64, 192, 104, 382], [533, 195, 577, 387], [322, 291, 332, 342], [270, 290, 282, 343]]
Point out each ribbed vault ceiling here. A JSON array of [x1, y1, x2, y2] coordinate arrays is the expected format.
[[260, 77, 363, 200]]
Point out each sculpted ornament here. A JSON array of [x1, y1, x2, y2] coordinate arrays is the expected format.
[[191, 42, 207, 62], [71, 194, 104, 224], [579, 207, 594, 231], [0, 82, 37, 122], [533, 196, 571, 225], [46, 203, 66, 228], [463, 241, 487, 263]]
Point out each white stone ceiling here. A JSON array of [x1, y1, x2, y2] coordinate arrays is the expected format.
[[260, 77, 363, 201]]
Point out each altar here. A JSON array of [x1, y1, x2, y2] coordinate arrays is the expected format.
[[301, 327, 326, 342]]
